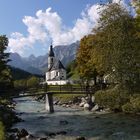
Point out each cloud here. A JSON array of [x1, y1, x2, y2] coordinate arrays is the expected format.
[[8, 1, 133, 56]]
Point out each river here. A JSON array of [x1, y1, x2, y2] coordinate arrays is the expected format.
[[12, 97, 140, 140]]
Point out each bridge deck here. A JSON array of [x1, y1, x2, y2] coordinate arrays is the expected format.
[[12, 91, 90, 98]]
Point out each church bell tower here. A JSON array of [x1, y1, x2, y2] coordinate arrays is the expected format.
[[48, 45, 55, 69]]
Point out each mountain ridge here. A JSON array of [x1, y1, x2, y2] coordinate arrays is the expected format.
[[8, 41, 79, 75]]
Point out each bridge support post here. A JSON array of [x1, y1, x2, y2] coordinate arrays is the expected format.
[[45, 93, 54, 113]]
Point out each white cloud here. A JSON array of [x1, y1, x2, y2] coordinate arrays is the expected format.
[[8, 0, 133, 56]]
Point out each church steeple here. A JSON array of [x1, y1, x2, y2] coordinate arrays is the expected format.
[[49, 45, 54, 57], [48, 44, 55, 69]]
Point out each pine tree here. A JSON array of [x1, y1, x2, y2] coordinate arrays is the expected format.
[[0, 35, 12, 92]]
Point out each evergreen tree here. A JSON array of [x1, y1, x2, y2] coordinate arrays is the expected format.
[[0, 35, 12, 92]]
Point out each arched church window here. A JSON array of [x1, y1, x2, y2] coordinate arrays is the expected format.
[[56, 72, 59, 76]]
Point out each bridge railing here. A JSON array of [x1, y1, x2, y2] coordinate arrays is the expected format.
[[19, 85, 97, 96]]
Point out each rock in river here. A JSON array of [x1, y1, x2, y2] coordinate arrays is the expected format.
[[17, 129, 29, 138], [76, 136, 86, 140], [59, 120, 69, 125]]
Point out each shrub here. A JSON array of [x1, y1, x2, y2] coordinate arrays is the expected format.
[[122, 102, 134, 113], [122, 95, 140, 114], [131, 96, 140, 113], [94, 85, 129, 111]]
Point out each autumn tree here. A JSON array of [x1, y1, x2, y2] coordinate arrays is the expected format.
[[77, 3, 140, 93], [77, 35, 98, 84]]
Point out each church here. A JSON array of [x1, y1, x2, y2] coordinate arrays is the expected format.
[[46, 45, 68, 85]]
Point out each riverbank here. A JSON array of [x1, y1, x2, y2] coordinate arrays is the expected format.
[[0, 97, 23, 140], [34, 94, 109, 114], [11, 97, 140, 140]]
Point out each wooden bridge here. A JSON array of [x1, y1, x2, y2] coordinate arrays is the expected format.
[[12, 86, 95, 113]]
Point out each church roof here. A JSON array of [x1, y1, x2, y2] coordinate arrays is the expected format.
[[48, 60, 65, 71], [48, 45, 54, 57]]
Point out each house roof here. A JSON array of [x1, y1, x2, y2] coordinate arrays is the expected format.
[[48, 45, 54, 57], [48, 60, 65, 71]]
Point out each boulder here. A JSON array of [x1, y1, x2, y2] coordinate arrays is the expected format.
[[84, 103, 90, 110], [68, 100, 73, 104], [79, 102, 85, 107], [66, 105, 70, 107], [13, 116, 24, 123], [72, 97, 81, 104], [81, 97, 86, 103], [44, 131, 55, 137], [17, 129, 29, 138], [8, 128, 19, 133], [57, 101, 62, 105], [76, 136, 86, 140], [26, 134, 35, 140], [91, 104, 99, 112], [53, 100, 59, 105], [91, 96, 95, 103], [20, 138, 26, 140], [59, 120, 68, 125], [39, 138, 48, 140], [8, 134, 17, 140], [56, 131, 67, 135], [62, 104, 67, 107], [48, 132, 56, 137]]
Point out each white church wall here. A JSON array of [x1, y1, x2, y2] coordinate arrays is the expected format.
[[50, 70, 57, 79], [46, 80, 68, 85], [46, 72, 50, 81], [59, 69, 66, 80]]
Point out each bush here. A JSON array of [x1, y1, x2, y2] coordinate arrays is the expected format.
[[122, 95, 140, 114], [0, 121, 5, 140], [94, 85, 129, 111], [131, 96, 140, 113], [122, 103, 134, 113]]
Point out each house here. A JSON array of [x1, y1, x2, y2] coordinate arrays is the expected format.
[[46, 45, 68, 85]]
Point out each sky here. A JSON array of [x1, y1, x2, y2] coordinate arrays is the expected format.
[[0, 0, 133, 57]]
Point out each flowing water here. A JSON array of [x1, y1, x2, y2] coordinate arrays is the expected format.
[[13, 97, 140, 140]]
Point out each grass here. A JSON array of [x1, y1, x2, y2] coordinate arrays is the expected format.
[[54, 93, 85, 102], [0, 121, 5, 140]]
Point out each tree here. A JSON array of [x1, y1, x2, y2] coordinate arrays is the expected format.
[[94, 3, 140, 92], [27, 76, 40, 88], [77, 3, 140, 93], [14, 79, 27, 90], [76, 35, 98, 84], [66, 60, 79, 78], [0, 35, 12, 92]]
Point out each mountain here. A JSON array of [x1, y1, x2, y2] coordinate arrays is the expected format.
[[8, 41, 79, 75], [9, 66, 42, 80], [54, 41, 79, 66], [9, 53, 42, 75], [9, 53, 28, 69]]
